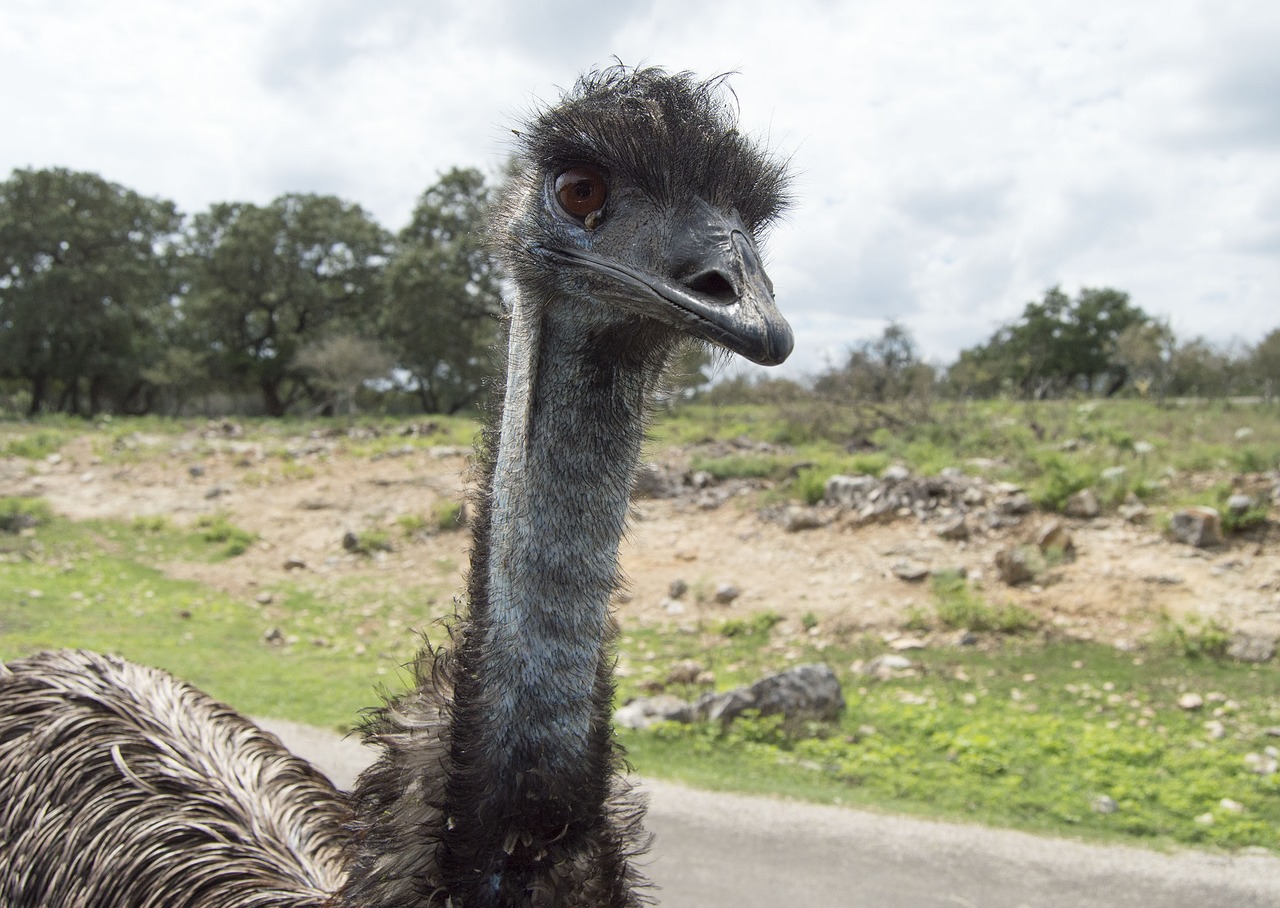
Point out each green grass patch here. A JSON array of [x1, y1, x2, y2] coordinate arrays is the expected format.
[[620, 640, 1280, 851], [194, 512, 257, 557]]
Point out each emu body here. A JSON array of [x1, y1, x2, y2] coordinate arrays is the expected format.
[[0, 67, 791, 908]]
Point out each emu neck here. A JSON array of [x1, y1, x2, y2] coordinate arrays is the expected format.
[[462, 296, 663, 788]]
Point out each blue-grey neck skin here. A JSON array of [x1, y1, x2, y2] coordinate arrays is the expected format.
[[482, 296, 645, 773]]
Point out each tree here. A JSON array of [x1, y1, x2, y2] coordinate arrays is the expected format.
[[380, 168, 502, 414], [1113, 318, 1176, 399], [0, 167, 181, 415], [293, 333, 395, 415], [183, 194, 390, 416], [814, 321, 935, 430], [1250, 328, 1280, 403], [950, 286, 1149, 398]]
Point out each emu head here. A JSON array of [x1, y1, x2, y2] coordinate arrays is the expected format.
[[495, 66, 794, 368]]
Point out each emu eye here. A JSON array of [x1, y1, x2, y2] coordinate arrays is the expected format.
[[554, 167, 607, 224]]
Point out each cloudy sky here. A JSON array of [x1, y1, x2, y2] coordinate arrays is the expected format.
[[3, 0, 1278, 378]]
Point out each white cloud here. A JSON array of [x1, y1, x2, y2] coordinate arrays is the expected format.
[[3, 0, 1278, 375]]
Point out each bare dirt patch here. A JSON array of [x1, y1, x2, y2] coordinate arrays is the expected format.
[[5, 428, 1279, 651]]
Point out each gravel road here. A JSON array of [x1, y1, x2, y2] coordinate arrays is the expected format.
[[261, 718, 1280, 907]]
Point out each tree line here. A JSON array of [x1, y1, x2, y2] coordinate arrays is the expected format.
[[2, 166, 1276, 417], [0, 166, 500, 417]]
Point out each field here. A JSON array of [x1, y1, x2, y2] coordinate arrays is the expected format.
[[2, 398, 1278, 850]]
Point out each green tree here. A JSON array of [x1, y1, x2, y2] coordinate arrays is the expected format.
[[951, 286, 1148, 398], [183, 194, 390, 416], [1250, 328, 1280, 403], [380, 168, 502, 414], [0, 167, 181, 415]]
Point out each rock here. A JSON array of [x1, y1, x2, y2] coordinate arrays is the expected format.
[[665, 659, 707, 685], [1169, 507, 1222, 548], [881, 464, 911, 483], [632, 463, 678, 499], [1091, 795, 1118, 815], [188, 465, 204, 478], [1204, 720, 1226, 741], [1178, 692, 1205, 711], [1244, 752, 1279, 775], [283, 556, 307, 571], [891, 560, 930, 583], [615, 694, 694, 730], [689, 470, 715, 489], [713, 583, 741, 605], [1220, 798, 1245, 813], [935, 514, 969, 541], [694, 663, 844, 726], [263, 627, 286, 646], [824, 474, 877, 507], [994, 545, 1041, 586], [1226, 494, 1255, 516], [858, 654, 915, 681], [254, 591, 274, 605], [997, 493, 1034, 516], [1228, 633, 1276, 663], [1034, 519, 1076, 559], [1064, 488, 1100, 519], [889, 637, 927, 652], [782, 506, 827, 532], [341, 531, 360, 552], [1100, 466, 1127, 483], [668, 578, 688, 599], [1118, 501, 1149, 523]]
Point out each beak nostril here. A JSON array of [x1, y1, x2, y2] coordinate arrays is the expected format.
[[683, 270, 737, 303]]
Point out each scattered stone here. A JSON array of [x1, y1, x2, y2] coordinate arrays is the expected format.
[[661, 598, 685, 615], [1064, 488, 1100, 519], [342, 531, 360, 552], [1204, 720, 1226, 741], [781, 506, 827, 532], [668, 578, 688, 599], [889, 637, 927, 652], [824, 474, 877, 507], [857, 654, 915, 681], [263, 627, 286, 646], [1244, 752, 1279, 775], [713, 583, 741, 605], [998, 493, 1034, 516], [1118, 501, 1149, 523], [1091, 795, 1118, 815], [695, 663, 845, 726], [891, 560, 930, 583], [283, 556, 307, 571], [1034, 519, 1076, 560], [665, 660, 707, 685], [881, 464, 911, 483], [1220, 798, 1245, 813], [953, 630, 979, 647], [614, 694, 694, 730], [1226, 493, 1254, 515], [1228, 633, 1276, 664], [1195, 812, 1215, 826], [1100, 466, 1127, 483], [188, 465, 205, 478], [255, 591, 274, 605], [1178, 692, 1205, 711], [935, 514, 969, 541], [1169, 507, 1222, 548], [995, 545, 1041, 586], [204, 485, 227, 500]]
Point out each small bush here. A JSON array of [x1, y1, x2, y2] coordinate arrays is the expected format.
[[195, 513, 257, 557], [0, 497, 53, 533], [719, 611, 783, 639], [1151, 613, 1230, 659], [931, 574, 1036, 634]]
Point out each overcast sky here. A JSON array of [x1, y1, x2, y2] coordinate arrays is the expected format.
[[3, 0, 1278, 378]]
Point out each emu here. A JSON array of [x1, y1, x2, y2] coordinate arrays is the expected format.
[[0, 66, 792, 907]]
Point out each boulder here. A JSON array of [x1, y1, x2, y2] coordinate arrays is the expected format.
[[935, 514, 969, 541], [1228, 633, 1276, 664], [1034, 519, 1076, 560], [695, 663, 845, 726], [1169, 507, 1222, 548]]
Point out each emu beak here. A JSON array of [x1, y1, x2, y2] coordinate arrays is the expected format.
[[659, 208, 794, 367], [536, 207, 794, 367]]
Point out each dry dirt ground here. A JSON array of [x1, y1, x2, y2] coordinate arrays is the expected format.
[[4, 427, 1280, 652]]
